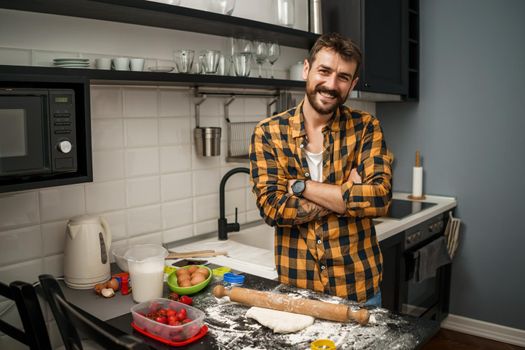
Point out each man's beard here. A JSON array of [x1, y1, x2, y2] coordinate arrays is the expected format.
[[305, 83, 349, 115]]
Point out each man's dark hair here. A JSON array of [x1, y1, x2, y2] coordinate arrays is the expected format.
[[307, 32, 362, 79]]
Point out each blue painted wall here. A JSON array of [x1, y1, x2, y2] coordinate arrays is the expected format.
[[377, 0, 525, 329]]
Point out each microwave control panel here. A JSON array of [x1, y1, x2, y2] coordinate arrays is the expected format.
[[49, 90, 77, 172]]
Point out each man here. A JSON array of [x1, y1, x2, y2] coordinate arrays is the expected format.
[[249, 33, 393, 306]]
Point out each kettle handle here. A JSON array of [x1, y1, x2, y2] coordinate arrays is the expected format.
[[100, 216, 112, 251]]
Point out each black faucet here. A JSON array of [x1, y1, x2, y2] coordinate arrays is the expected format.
[[218, 167, 250, 240]]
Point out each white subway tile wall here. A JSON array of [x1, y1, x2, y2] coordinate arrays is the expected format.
[[0, 86, 258, 288]]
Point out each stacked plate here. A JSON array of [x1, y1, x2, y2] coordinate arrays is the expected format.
[[53, 58, 90, 69]]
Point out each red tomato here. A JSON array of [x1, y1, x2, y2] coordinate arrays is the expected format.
[[179, 295, 192, 305], [155, 316, 167, 324], [177, 308, 187, 321], [182, 318, 192, 324], [166, 309, 176, 317]]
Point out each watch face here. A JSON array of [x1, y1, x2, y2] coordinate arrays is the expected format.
[[292, 180, 306, 196]]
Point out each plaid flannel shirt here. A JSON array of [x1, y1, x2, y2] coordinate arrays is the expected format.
[[249, 100, 393, 302]]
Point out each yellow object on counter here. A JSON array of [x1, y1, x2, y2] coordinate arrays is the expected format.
[[164, 266, 177, 275], [212, 266, 231, 279], [311, 339, 336, 350]]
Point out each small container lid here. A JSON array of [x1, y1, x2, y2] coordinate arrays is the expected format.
[[311, 339, 336, 350], [223, 272, 245, 284], [212, 266, 231, 278]]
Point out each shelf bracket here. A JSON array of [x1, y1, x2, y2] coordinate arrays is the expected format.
[[267, 97, 278, 116], [194, 94, 207, 128]]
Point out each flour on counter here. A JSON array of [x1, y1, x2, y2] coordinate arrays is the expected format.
[[193, 283, 425, 349]]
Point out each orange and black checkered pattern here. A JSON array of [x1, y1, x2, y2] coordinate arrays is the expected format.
[[249, 100, 393, 302]]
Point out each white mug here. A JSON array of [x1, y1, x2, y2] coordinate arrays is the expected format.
[[112, 57, 130, 71], [95, 58, 111, 70], [130, 58, 145, 72]]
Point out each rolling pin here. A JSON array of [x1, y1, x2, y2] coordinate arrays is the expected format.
[[212, 285, 369, 326], [165, 250, 227, 259]]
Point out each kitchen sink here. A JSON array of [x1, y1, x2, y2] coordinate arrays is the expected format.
[[227, 224, 274, 251], [169, 224, 277, 279]]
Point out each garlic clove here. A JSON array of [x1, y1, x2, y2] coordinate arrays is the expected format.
[[101, 288, 115, 298]]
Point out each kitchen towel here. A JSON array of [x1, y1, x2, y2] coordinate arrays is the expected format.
[[414, 236, 451, 283]]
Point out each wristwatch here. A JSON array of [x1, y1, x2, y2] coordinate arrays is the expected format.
[[291, 180, 307, 197]]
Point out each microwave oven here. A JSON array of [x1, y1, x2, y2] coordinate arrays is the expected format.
[[0, 86, 91, 192]]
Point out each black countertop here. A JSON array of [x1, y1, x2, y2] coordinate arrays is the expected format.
[[106, 272, 440, 349]]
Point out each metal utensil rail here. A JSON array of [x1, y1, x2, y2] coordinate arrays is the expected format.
[[193, 88, 279, 161]]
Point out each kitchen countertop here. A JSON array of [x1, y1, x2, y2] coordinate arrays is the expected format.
[[104, 270, 440, 349], [377, 192, 456, 241]]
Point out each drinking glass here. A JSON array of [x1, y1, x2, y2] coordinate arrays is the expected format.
[[267, 42, 280, 79], [173, 49, 194, 73], [232, 37, 253, 56], [233, 52, 251, 77], [205, 0, 236, 15], [276, 0, 295, 28], [253, 41, 268, 78], [201, 50, 221, 74]]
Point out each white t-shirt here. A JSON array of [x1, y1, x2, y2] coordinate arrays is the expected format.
[[304, 149, 323, 182]]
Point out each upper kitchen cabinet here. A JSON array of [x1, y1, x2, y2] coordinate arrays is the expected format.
[[0, 0, 319, 91], [0, 0, 318, 50], [322, 0, 419, 99]]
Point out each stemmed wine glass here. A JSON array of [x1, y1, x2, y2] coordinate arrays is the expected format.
[[267, 41, 280, 79], [253, 41, 268, 78]]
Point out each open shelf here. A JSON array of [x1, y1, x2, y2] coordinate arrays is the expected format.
[[0, 65, 306, 91], [0, 0, 319, 50]]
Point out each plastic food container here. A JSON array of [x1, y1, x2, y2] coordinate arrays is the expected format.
[[223, 272, 245, 287], [131, 298, 205, 342]]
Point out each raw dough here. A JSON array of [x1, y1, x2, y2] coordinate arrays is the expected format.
[[245, 307, 315, 333]]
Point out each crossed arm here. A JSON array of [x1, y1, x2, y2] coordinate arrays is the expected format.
[[249, 117, 392, 227], [287, 169, 362, 215]]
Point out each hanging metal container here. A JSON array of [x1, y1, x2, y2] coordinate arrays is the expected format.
[[308, 0, 323, 34], [194, 126, 221, 157]]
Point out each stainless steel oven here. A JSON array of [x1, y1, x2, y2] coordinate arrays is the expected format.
[[400, 213, 451, 321]]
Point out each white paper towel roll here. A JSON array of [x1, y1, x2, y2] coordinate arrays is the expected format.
[[412, 166, 423, 197]]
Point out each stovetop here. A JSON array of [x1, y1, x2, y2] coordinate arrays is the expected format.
[[386, 199, 436, 220]]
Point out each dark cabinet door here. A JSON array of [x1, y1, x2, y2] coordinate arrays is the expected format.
[[362, 0, 408, 94], [322, 0, 408, 95]]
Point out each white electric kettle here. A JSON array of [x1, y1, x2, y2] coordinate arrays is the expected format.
[[64, 215, 112, 289]]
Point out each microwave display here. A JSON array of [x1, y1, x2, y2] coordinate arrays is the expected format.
[[0, 88, 77, 178]]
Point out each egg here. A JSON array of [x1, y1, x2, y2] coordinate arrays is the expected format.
[[177, 274, 190, 283], [195, 267, 209, 278], [187, 265, 198, 274], [190, 273, 206, 285], [106, 278, 119, 292], [179, 280, 192, 287], [176, 268, 190, 278], [94, 282, 105, 295]]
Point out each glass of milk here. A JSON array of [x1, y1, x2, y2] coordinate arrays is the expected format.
[[124, 244, 168, 303]]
